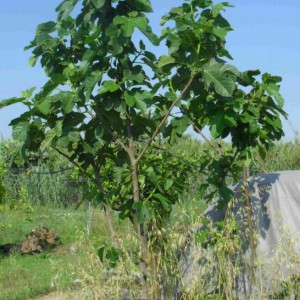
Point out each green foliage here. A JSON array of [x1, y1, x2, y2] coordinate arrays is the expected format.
[[0, 148, 8, 211], [5, 168, 79, 207], [113, 144, 193, 222], [1, 136, 299, 300], [251, 138, 300, 174], [98, 244, 120, 268], [0, 0, 287, 209], [0, 140, 78, 208], [0, 167, 6, 208], [72, 142, 193, 222], [0, 0, 288, 293], [8, 186, 35, 222]]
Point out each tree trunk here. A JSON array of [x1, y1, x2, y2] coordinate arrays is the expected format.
[[127, 122, 149, 299]]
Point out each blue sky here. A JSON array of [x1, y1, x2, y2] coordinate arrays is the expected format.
[[0, 0, 299, 140]]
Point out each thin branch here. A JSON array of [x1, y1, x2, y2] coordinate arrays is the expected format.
[[192, 123, 220, 155], [8, 167, 73, 175], [136, 76, 195, 164], [116, 139, 129, 154], [90, 159, 103, 193], [51, 146, 95, 183], [87, 110, 95, 119]]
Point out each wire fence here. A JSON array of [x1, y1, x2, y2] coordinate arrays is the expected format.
[[2, 143, 234, 208], [4, 166, 82, 207], [0, 144, 233, 235]]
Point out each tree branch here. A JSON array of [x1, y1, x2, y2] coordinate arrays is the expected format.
[[51, 146, 95, 183], [116, 139, 130, 154], [192, 123, 220, 155], [136, 76, 194, 164]]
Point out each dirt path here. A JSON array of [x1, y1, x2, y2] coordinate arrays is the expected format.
[[33, 292, 69, 300], [33, 290, 89, 300]]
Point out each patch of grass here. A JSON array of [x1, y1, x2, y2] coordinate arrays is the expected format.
[[0, 205, 116, 300], [0, 252, 72, 300], [0, 205, 87, 245]]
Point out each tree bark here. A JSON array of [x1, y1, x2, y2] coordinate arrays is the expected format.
[[127, 121, 149, 299]]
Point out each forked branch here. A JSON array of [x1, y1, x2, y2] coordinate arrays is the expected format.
[[136, 76, 195, 164]]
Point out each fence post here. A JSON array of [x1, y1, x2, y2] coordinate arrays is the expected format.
[[87, 201, 93, 235]]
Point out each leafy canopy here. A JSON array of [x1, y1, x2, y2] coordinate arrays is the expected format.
[[0, 0, 287, 213]]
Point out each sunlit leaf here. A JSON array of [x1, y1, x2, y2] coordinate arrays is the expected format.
[[0, 97, 25, 109], [98, 81, 120, 94], [92, 0, 105, 9]]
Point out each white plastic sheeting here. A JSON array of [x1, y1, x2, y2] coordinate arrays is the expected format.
[[179, 171, 300, 298]]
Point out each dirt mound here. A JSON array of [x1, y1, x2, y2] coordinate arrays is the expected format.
[[0, 227, 60, 254]]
